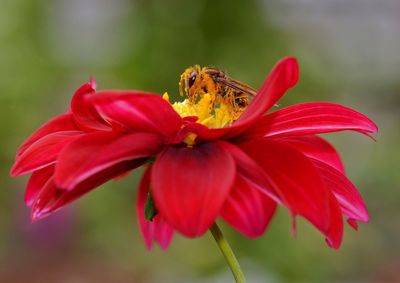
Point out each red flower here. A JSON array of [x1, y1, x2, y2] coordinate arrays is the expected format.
[[10, 78, 115, 208], [11, 58, 377, 250]]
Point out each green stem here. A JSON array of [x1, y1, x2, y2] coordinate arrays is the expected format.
[[209, 223, 247, 283]]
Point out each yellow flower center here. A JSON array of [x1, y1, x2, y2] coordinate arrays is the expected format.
[[162, 92, 238, 129]]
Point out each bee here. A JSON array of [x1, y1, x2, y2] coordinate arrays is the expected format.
[[179, 65, 257, 120]]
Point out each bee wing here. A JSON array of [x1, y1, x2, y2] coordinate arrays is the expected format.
[[214, 77, 257, 97]]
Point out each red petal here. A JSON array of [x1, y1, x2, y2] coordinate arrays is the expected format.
[[90, 91, 182, 137], [25, 165, 54, 207], [239, 139, 332, 243], [11, 131, 83, 176], [312, 159, 369, 223], [32, 159, 143, 220], [219, 141, 280, 203], [325, 191, 344, 249], [237, 57, 299, 123], [245, 102, 378, 139], [347, 219, 359, 230], [195, 57, 299, 141], [151, 142, 236, 237], [55, 131, 163, 190], [16, 113, 78, 158], [278, 135, 345, 173], [221, 174, 276, 238], [137, 166, 174, 250], [70, 79, 110, 131], [31, 176, 58, 220]]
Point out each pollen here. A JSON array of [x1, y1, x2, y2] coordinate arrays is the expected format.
[[162, 92, 238, 129]]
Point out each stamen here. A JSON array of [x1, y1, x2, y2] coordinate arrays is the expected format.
[[164, 84, 248, 137], [162, 92, 170, 102], [184, 133, 197, 147]]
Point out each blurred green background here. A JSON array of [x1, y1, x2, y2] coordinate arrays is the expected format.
[[0, 0, 398, 282]]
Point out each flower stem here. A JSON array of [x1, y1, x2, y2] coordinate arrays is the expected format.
[[209, 223, 247, 283]]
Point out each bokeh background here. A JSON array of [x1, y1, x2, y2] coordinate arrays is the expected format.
[[0, 0, 398, 282]]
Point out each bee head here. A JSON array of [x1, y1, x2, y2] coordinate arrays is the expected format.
[[179, 65, 201, 99]]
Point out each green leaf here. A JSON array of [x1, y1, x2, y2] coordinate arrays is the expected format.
[[144, 191, 158, 221]]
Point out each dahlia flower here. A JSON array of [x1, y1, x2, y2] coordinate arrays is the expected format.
[[11, 57, 377, 282]]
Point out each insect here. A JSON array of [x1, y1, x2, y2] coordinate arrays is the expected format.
[[179, 65, 257, 120]]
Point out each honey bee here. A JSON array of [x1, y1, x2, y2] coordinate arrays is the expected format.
[[179, 65, 257, 120]]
